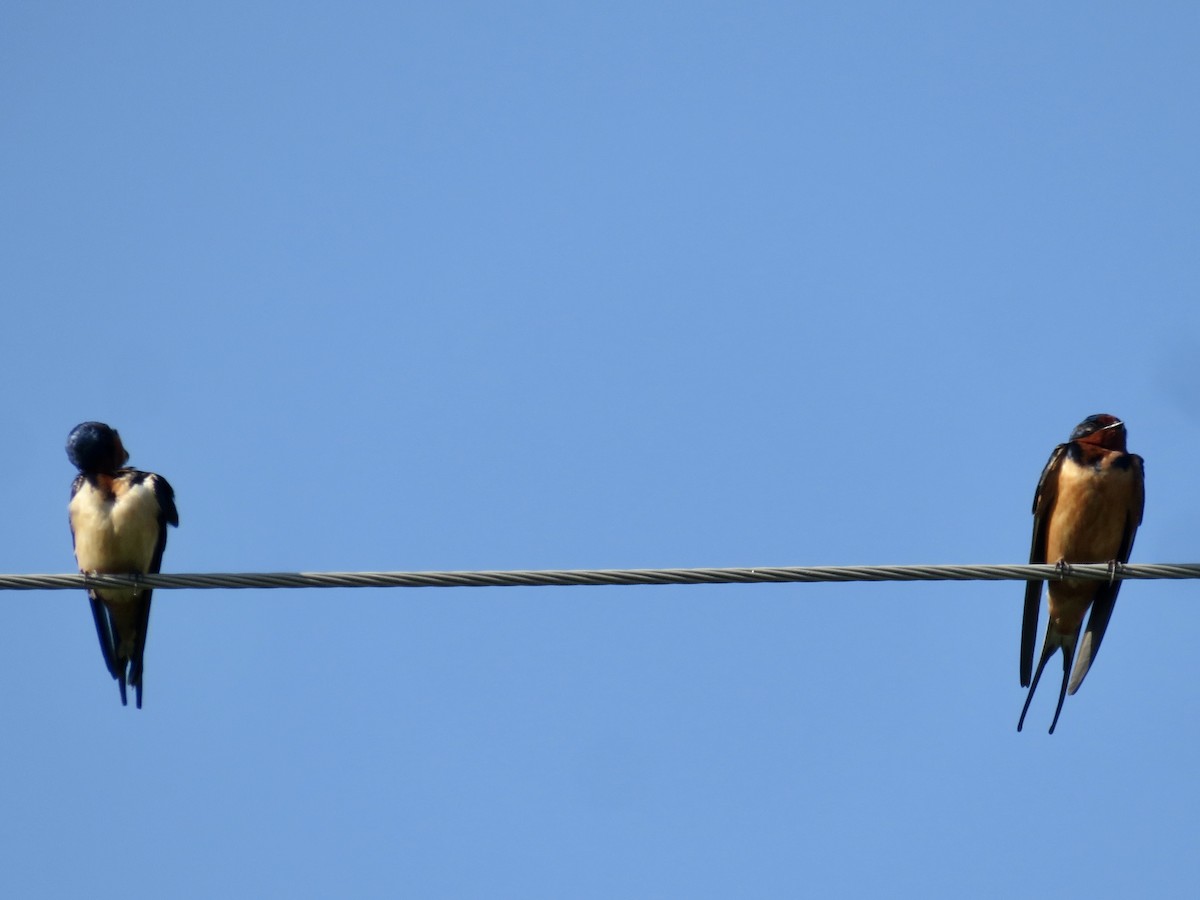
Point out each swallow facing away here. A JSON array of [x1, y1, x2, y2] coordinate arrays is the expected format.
[[67, 422, 178, 708], [1018, 414, 1144, 733]]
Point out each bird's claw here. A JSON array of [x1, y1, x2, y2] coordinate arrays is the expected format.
[[81, 570, 144, 588], [1106, 560, 1126, 585]]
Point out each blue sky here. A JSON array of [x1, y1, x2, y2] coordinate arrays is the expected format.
[[2, 3, 1199, 897]]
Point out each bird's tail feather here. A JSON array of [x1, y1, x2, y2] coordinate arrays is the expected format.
[[1069, 601, 1116, 696], [1018, 625, 1077, 734]]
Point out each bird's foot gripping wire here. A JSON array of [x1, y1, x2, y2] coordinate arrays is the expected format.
[[1106, 560, 1126, 585]]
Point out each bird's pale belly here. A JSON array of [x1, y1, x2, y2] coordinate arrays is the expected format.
[[69, 482, 160, 575]]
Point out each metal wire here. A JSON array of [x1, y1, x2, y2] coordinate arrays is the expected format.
[[0, 562, 1197, 592]]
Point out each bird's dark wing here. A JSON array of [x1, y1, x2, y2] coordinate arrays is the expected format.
[[88, 594, 127, 705], [130, 592, 150, 709], [88, 595, 120, 680], [150, 473, 179, 533], [67, 474, 85, 550], [129, 471, 178, 709], [1022, 443, 1066, 687], [1069, 453, 1145, 695]]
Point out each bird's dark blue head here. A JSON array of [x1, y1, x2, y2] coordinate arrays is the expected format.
[[66, 422, 129, 474], [1069, 414, 1127, 451]]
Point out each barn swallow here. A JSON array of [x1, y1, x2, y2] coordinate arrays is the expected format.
[[1018, 414, 1144, 733], [67, 422, 178, 708]]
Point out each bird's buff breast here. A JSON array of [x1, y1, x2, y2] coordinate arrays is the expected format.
[[1045, 457, 1137, 565], [1045, 455, 1138, 631], [69, 479, 160, 577]]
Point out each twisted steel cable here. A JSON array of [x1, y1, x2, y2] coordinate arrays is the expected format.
[[0, 562, 1195, 592]]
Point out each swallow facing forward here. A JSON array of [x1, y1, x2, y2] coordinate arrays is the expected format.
[[67, 422, 178, 708], [1018, 414, 1144, 733]]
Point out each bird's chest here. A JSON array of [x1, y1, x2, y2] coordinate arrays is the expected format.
[[69, 481, 160, 574], [1045, 458, 1136, 564]]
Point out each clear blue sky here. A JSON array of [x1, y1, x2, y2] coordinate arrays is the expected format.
[[3, 3, 1199, 897]]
